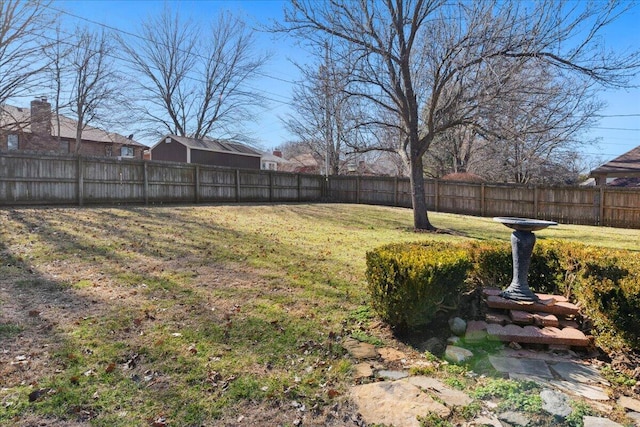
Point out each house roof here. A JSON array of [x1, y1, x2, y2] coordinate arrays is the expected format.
[[590, 145, 640, 177], [261, 151, 291, 164], [0, 104, 147, 147], [162, 135, 261, 157]]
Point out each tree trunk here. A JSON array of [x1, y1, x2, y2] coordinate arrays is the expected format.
[[409, 154, 435, 230], [74, 126, 82, 155]]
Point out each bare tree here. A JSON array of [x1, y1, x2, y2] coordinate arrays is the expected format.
[[66, 28, 123, 154], [282, 0, 640, 230], [121, 7, 268, 141], [284, 42, 364, 175], [0, 0, 55, 106], [42, 25, 73, 147]]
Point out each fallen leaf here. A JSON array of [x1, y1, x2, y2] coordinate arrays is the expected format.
[[105, 362, 116, 373]]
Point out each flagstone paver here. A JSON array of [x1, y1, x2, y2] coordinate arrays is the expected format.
[[550, 361, 609, 385], [489, 355, 553, 378], [378, 347, 407, 363], [342, 338, 377, 360], [352, 362, 373, 380], [548, 380, 610, 401], [583, 416, 623, 427], [351, 380, 450, 427], [619, 396, 640, 413], [378, 370, 408, 380], [405, 376, 473, 407]]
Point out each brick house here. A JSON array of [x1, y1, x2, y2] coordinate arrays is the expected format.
[[150, 135, 261, 169], [0, 98, 146, 158]]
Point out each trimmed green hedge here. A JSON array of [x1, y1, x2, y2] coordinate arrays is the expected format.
[[366, 240, 640, 352], [365, 242, 472, 331]]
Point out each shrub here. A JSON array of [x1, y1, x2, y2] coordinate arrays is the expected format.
[[366, 242, 472, 331], [367, 238, 640, 353]]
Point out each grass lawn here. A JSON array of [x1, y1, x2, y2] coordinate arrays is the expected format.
[[0, 203, 638, 426]]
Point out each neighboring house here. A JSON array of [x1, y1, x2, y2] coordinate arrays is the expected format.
[[279, 153, 321, 174], [0, 98, 146, 159], [590, 146, 640, 186], [260, 150, 291, 171], [150, 135, 261, 169]]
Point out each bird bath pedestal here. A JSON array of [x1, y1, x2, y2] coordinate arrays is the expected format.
[[493, 217, 558, 302]]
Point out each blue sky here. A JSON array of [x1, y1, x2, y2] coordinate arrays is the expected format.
[[50, 1, 640, 165]]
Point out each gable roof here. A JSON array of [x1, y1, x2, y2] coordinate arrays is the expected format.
[[590, 145, 640, 178], [0, 104, 146, 147], [156, 135, 261, 157]]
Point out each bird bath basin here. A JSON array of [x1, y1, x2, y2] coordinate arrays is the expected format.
[[493, 217, 558, 302]]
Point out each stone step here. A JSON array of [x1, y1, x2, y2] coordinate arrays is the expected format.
[[510, 310, 560, 328], [485, 323, 590, 347], [486, 295, 579, 317], [483, 288, 569, 303]]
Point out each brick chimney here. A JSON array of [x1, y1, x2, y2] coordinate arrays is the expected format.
[[273, 149, 282, 158], [30, 97, 53, 151]]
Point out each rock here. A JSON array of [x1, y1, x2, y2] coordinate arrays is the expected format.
[[343, 338, 378, 360], [406, 376, 473, 407], [351, 380, 450, 427], [489, 355, 553, 378], [444, 345, 473, 363], [352, 362, 373, 380], [540, 389, 572, 418], [498, 411, 531, 426], [619, 396, 640, 413], [378, 370, 408, 380], [377, 347, 407, 363], [582, 416, 623, 427], [449, 317, 467, 336], [447, 336, 461, 345], [421, 337, 445, 356], [470, 414, 502, 427], [550, 361, 609, 385]]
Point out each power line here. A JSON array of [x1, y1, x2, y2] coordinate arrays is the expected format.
[[592, 127, 640, 131], [594, 114, 640, 118]]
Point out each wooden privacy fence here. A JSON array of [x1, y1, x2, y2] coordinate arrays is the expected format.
[[0, 152, 325, 206], [2, 152, 640, 228]]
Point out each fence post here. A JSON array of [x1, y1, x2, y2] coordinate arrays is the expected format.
[[194, 165, 200, 203], [235, 169, 241, 202], [297, 174, 302, 202], [533, 185, 539, 217], [599, 185, 605, 226], [356, 176, 361, 204], [143, 161, 149, 205], [434, 179, 439, 212], [77, 156, 84, 206], [481, 183, 486, 217], [268, 172, 273, 202]]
